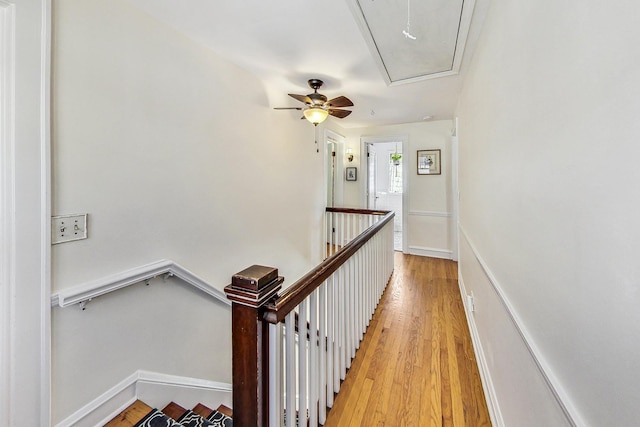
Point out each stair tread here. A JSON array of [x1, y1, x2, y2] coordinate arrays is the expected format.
[[135, 408, 182, 427], [206, 408, 233, 426], [161, 402, 188, 421], [191, 403, 215, 419], [176, 410, 218, 427], [103, 400, 153, 427], [192, 403, 232, 419], [215, 404, 233, 418]]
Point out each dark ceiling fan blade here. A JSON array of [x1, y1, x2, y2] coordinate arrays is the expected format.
[[274, 107, 303, 110], [328, 109, 352, 119], [326, 96, 354, 108], [288, 94, 312, 104]]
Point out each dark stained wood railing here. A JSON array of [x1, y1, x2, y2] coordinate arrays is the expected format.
[[225, 208, 395, 427], [263, 209, 394, 324]]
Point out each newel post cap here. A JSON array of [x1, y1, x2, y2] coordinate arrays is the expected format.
[[224, 265, 283, 308]]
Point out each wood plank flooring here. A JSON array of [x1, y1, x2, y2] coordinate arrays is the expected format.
[[323, 253, 491, 426]]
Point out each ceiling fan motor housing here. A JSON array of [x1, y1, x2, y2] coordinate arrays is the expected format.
[[308, 78, 324, 91], [309, 92, 327, 105]]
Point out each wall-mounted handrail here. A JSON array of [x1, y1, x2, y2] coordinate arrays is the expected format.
[[50, 260, 229, 308], [264, 209, 394, 323]]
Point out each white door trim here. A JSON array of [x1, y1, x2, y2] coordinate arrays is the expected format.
[[41, 2, 53, 425], [1, 0, 51, 425], [451, 118, 459, 261], [0, 3, 17, 426]]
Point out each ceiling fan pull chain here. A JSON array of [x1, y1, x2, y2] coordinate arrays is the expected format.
[[403, 0, 417, 40]]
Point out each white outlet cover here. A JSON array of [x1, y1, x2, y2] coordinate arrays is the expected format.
[[52, 214, 88, 244]]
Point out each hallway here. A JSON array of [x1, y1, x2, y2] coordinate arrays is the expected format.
[[324, 253, 491, 426]]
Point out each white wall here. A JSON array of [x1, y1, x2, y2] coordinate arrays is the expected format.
[[53, 0, 325, 290], [456, 0, 640, 425], [342, 120, 454, 258], [51, 0, 326, 422]]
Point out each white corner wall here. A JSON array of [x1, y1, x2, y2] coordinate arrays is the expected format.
[[51, 0, 326, 422], [342, 120, 454, 258], [456, 0, 640, 425]]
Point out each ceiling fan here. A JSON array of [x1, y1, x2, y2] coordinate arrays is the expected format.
[[274, 79, 354, 125]]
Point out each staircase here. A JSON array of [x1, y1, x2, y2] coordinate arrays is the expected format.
[[104, 400, 232, 427]]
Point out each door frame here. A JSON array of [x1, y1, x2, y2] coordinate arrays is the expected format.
[[0, 0, 52, 425], [451, 118, 459, 261], [324, 129, 345, 208], [0, 4, 15, 424], [360, 134, 408, 253]]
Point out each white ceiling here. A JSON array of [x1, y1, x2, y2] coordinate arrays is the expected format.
[[128, 0, 489, 128]]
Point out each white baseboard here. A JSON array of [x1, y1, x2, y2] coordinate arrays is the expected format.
[[458, 274, 504, 427], [55, 370, 232, 427], [407, 245, 452, 259]]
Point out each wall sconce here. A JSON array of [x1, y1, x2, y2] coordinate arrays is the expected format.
[[346, 148, 354, 162]]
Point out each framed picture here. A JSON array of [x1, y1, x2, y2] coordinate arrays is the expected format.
[[417, 149, 441, 175], [345, 167, 358, 181]]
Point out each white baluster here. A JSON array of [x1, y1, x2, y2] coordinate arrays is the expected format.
[[369, 241, 374, 321], [345, 259, 352, 369], [353, 248, 362, 350], [336, 213, 344, 251], [319, 283, 327, 423], [339, 264, 347, 380], [328, 211, 332, 255], [309, 289, 318, 427], [285, 312, 296, 427], [327, 273, 336, 405], [269, 323, 284, 427], [350, 257, 357, 360], [364, 244, 370, 327], [360, 249, 366, 338], [299, 300, 308, 426]]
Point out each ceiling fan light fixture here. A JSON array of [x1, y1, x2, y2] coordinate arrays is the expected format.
[[304, 107, 329, 125]]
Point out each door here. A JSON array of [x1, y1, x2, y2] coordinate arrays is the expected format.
[[325, 130, 344, 208], [365, 141, 403, 251], [366, 143, 377, 208]]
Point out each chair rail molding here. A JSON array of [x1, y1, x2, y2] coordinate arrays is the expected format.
[[408, 210, 452, 217], [51, 260, 230, 308]]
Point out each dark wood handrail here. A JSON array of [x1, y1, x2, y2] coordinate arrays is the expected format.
[[325, 206, 391, 216], [263, 209, 394, 324]]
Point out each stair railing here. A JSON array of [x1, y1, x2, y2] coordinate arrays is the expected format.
[[225, 208, 395, 427]]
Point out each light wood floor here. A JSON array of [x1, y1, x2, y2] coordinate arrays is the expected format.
[[323, 253, 491, 426]]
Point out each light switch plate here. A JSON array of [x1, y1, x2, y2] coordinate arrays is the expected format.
[[52, 214, 88, 244]]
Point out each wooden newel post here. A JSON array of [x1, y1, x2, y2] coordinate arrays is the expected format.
[[224, 265, 283, 427]]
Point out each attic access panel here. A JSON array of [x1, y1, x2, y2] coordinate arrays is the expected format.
[[351, 0, 475, 85]]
